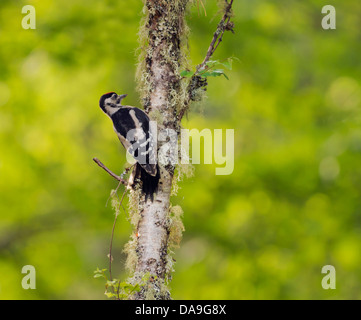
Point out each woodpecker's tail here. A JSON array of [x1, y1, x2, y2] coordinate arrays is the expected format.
[[133, 163, 160, 202]]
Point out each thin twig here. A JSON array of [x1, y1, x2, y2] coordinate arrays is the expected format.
[[211, 16, 231, 54], [178, 0, 234, 121], [196, 0, 234, 72], [93, 157, 132, 286], [93, 157, 127, 184], [109, 187, 128, 289], [106, 164, 134, 285], [108, 215, 117, 282]]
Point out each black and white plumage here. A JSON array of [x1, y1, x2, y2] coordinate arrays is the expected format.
[[99, 92, 159, 201]]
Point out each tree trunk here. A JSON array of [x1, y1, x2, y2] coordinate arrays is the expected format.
[[126, 0, 189, 300], [122, 0, 234, 300]]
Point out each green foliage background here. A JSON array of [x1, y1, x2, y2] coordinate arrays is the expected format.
[[1, 0, 361, 299]]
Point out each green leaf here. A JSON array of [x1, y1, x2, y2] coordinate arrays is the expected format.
[[205, 60, 219, 66], [104, 292, 116, 298], [118, 281, 133, 289], [222, 72, 229, 80], [199, 72, 212, 77], [221, 58, 233, 70], [93, 267, 108, 279], [106, 280, 118, 287], [131, 284, 141, 292], [200, 69, 228, 80], [211, 69, 225, 74], [180, 70, 194, 77]]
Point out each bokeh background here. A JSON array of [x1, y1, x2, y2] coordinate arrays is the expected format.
[[1, 0, 361, 299]]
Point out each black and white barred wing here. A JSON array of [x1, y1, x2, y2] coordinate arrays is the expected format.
[[111, 107, 157, 176], [127, 128, 157, 176]]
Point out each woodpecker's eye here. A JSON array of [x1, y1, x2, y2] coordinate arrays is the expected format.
[[112, 94, 117, 99]]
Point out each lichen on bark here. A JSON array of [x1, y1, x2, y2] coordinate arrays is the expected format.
[[126, 0, 190, 300], [123, 0, 234, 300]]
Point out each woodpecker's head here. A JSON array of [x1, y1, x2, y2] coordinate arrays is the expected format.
[[99, 92, 128, 115]]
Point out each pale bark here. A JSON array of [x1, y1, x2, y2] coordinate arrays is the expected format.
[[126, 0, 234, 300], [129, 0, 189, 300]]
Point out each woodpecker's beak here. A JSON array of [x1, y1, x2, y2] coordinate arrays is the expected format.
[[119, 94, 128, 100]]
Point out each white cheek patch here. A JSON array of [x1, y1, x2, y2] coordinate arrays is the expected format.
[[104, 98, 120, 116]]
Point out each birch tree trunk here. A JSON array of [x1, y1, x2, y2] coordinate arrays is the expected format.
[[125, 0, 189, 300], [123, 0, 234, 300]]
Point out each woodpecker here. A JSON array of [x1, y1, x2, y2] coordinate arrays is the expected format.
[[99, 92, 159, 201]]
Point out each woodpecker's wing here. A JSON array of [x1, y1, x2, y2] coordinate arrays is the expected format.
[[111, 107, 157, 176]]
